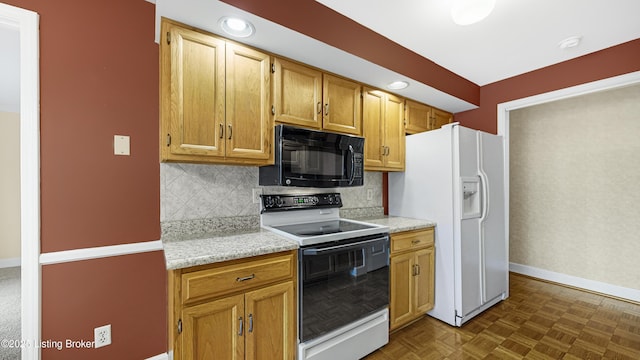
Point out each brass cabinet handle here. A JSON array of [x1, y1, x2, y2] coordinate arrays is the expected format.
[[219, 124, 224, 139], [228, 124, 233, 140], [238, 316, 243, 336]]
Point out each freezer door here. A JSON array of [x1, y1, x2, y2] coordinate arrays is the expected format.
[[456, 127, 484, 318], [478, 131, 507, 304]]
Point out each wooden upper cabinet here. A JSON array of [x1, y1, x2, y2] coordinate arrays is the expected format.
[[431, 107, 453, 130], [404, 100, 431, 135], [405, 99, 453, 134], [362, 87, 405, 171], [362, 89, 385, 169], [272, 58, 322, 129], [160, 18, 273, 165], [225, 42, 273, 162], [162, 21, 226, 159], [322, 74, 362, 135], [383, 93, 405, 170]]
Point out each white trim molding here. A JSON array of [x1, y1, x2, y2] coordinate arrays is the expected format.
[[40, 240, 164, 265], [0, 2, 41, 360], [510, 262, 640, 303], [145, 353, 170, 360], [0, 257, 21, 268]]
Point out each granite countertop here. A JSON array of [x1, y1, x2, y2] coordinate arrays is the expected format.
[[350, 215, 436, 233], [161, 214, 436, 271], [163, 229, 299, 270]]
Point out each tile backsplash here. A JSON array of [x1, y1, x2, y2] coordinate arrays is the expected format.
[[160, 163, 383, 222]]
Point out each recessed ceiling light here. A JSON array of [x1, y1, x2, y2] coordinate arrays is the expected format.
[[219, 17, 255, 38], [451, 0, 496, 26], [558, 36, 582, 50], [387, 81, 409, 90]]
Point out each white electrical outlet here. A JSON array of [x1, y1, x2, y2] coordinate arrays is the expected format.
[[252, 188, 263, 204], [94, 324, 111, 348]]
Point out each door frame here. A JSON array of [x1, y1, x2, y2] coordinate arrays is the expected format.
[[497, 70, 640, 300], [0, 3, 40, 359]]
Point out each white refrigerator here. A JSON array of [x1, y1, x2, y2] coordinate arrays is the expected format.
[[389, 123, 508, 326]]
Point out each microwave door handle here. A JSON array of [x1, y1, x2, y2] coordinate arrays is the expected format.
[[348, 144, 356, 185]]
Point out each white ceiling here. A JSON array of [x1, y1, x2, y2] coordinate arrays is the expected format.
[[2, 1, 639, 114], [316, 0, 640, 86]]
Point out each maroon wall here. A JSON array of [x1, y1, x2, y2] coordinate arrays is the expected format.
[[5, 0, 166, 358], [455, 39, 640, 134]]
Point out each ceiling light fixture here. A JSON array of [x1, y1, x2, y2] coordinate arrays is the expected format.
[[451, 0, 496, 26], [387, 81, 409, 90], [558, 36, 582, 50], [219, 17, 255, 38]]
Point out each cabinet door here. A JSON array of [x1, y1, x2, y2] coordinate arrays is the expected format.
[[322, 74, 362, 135], [162, 22, 226, 160], [404, 100, 431, 134], [383, 93, 405, 171], [225, 42, 273, 163], [245, 282, 296, 360], [389, 252, 414, 331], [414, 247, 435, 314], [432, 108, 453, 130], [273, 58, 322, 129], [181, 294, 245, 360], [362, 87, 385, 169]]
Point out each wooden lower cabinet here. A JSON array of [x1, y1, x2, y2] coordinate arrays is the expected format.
[[170, 251, 297, 360], [389, 228, 435, 331]]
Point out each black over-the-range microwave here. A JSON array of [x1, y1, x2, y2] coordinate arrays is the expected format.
[[259, 125, 364, 188]]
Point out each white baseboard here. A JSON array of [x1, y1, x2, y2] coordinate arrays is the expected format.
[[146, 352, 169, 360], [0, 257, 20, 268], [510, 262, 640, 303]]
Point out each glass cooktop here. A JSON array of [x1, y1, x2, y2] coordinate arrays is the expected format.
[[271, 220, 377, 237]]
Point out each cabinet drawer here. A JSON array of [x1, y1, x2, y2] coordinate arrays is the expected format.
[[181, 252, 295, 305], [391, 228, 434, 254]]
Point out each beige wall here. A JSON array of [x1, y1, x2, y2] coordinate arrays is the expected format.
[[509, 84, 640, 290], [0, 111, 21, 260]]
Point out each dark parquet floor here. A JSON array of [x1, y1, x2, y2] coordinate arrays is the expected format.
[[364, 273, 640, 359]]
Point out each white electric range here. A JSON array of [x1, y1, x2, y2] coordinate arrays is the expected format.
[[260, 193, 390, 360]]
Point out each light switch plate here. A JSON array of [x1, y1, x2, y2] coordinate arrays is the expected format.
[[114, 135, 130, 156]]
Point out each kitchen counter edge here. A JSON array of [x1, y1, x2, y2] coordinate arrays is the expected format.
[[162, 216, 436, 270], [163, 229, 299, 270]]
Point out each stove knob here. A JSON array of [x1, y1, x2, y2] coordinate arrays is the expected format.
[[275, 196, 284, 207], [334, 194, 341, 205], [311, 196, 319, 205], [327, 195, 333, 204]]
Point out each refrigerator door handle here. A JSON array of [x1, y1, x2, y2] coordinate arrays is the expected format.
[[477, 132, 490, 304]]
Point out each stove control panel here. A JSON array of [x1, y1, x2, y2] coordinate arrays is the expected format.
[[261, 193, 342, 212]]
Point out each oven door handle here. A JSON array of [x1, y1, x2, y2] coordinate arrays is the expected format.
[[302, 237, 387, 255]]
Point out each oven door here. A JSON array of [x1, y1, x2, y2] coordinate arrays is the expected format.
[[298, 234, 389, 342]]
